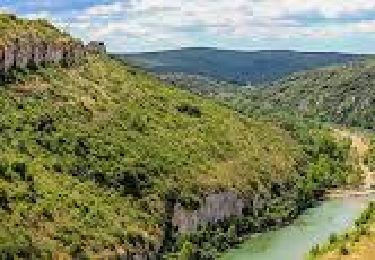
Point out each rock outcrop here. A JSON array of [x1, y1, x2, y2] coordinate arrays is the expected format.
[[87, 41, 106, 53], [0, 36, 105, 76], [172, 192, 245, 233]]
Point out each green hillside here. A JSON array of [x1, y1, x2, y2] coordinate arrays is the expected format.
[[207, 59, 375, 260], [225, 59, 375, 129], [156, 72, 240, 96], [0, 16, 308, 258], [0, 15, 363, 259]]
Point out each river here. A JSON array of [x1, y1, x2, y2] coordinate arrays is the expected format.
[[220, 196, 374, 260]]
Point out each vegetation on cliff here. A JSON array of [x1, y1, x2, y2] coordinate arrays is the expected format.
[[0, 13, 71, 44]]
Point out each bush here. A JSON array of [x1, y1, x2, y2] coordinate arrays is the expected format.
[[178, 241, 194, 260], [329, 233, 338, 244], [340, 245, 349, 255], [176, 104, 202, 117], [11, 162, 27, 180]]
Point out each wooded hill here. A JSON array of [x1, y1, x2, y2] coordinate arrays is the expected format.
[[0, 15, 362, 259], [0, 14, 302, 258], [115, 48, 366, 86], [224, 59, 375, 130]]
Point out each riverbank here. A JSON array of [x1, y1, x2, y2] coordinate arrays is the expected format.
[[324, 129, 375, 199], [307, 130, 375, 260], [217, 128, 373, 260], [308, 201, 375, 260], [332, 128, 375, 191], [220, 197, 370, 260], [162, 124, 363, 259]]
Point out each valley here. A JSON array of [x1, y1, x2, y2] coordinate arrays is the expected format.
[[122, 47, 375, 259], [0, 12, 374, 260], [221, 129, 375, 260], [221, 196, 371, 260]]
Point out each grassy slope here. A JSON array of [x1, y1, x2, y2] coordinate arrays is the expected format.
[[0, 50, 301, 257]]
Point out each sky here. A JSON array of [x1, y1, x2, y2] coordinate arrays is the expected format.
[[1, 0, 375, 53]]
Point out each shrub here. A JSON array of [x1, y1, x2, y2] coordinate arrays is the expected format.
[[340, 245, 349, 255], [329, 233, 338, 244], [176, 104, 202, 117]]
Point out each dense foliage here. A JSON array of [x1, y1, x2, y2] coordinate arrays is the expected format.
[[366, 138, 375, 172], [156, 72, 240, 96], [226, 59, 375, 129], [115, 48, 366, 85]]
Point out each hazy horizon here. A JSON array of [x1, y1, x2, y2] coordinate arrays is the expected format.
[[116, 47, 374, 55]]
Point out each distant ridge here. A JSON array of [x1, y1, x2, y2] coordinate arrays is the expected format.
[[126, 47, 366, 55], [113, 48, 368, 85]]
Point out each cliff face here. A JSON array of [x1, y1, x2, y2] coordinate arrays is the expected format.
[[87, 41, 106, 53], [172, 192, 245, 233], [170, 181, 300, 235], [0, 37, 104, 75]]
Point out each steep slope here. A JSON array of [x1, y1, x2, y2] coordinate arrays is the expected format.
[[0, 15, 314, 258], [115, 48, 366, 85], [227, 59, 375, 129]]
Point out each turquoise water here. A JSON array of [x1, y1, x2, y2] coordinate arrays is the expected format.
[[221, 196, 373, 260]]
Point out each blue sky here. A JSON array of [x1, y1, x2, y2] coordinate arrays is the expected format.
[[2, 0, 375, 53]]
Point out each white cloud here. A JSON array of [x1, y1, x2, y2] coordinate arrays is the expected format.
[[306, 20, 375, 38], [252, 0, 375, 19], [83, 2, 125, 16], [0, 7, 12, 14], [23, 10, 53, 20], [26, 0, 375, 51]]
